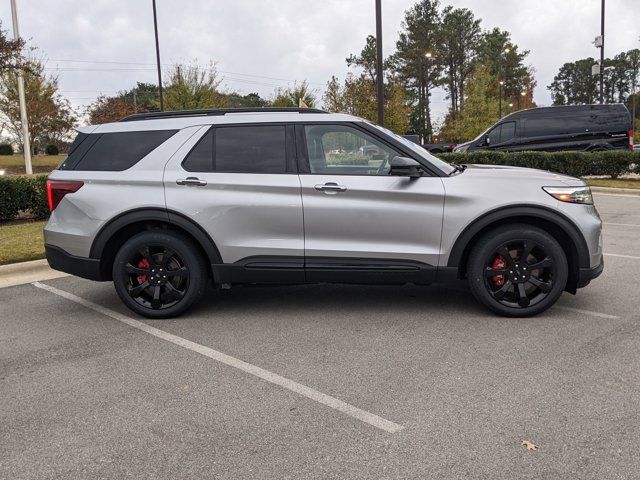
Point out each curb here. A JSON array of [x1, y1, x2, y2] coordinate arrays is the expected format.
[[591, 186, 640, 196], [0, 259, 68, 289]]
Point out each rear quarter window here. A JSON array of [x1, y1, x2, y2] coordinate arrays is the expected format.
[[62, 130, 177, 171]]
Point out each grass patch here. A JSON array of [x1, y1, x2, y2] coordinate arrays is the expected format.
[[0, 155, 64, 175], [585, 178, 640, 189], [0, 220, 46, 265]]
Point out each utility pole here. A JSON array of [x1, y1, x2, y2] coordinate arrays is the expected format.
[[152, 0, 164, 111], [10, 0, 32, 174], [375, 0, 384, 126], [418, 56, 424, 142], [599, 0, 605, 104]]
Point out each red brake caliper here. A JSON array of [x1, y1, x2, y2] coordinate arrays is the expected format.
[[137, 258, 150, 283], [491, 256, 506, 287]]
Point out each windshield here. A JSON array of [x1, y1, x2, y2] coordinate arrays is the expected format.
[[370, 124, 456, 175]]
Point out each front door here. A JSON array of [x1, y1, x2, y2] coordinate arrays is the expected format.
[[297, 123, 445, 283]]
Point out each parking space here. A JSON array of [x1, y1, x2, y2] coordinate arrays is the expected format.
[[1, 193, 639, 479]]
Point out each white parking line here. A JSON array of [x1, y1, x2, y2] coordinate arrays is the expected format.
[[594, 193, 640, 198], [555, 306, 619, 320], [603, 222, 640, 228], [604, 253, 640, 260], [32, 281, 404, 434]]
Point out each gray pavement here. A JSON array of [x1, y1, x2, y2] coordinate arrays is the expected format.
[[1, 192, 639, 479]]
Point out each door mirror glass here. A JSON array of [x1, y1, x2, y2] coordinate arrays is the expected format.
[[390, 156, 422, 178]]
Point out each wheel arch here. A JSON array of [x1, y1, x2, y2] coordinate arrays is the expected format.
[[446, 205, 590, 293], [90, 208, 222, 281]]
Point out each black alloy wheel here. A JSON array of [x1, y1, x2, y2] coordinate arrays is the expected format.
[[113, 230, 207, 318], [483, 239, 555, 309], [124, 244, 189, 310], [467, 225, 568, 317]]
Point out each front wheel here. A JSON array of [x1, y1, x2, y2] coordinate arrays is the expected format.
[[112, 230, 207, 318], [467, 225, 568, 317]]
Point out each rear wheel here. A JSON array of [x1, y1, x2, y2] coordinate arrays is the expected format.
[[467, 225, 568, 317], [112, 230, 207, 318]]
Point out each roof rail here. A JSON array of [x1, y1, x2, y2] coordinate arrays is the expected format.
[[119, 107, 328, 122]]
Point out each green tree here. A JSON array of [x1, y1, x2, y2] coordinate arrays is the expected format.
[[271, 81, 316, 107], [0, 58, 75, 152], [440, 66, 499, 142], [162, 62, 226, 110], [392, 0, 443, 140], [0, 20, 29, 72], [119, 82, 160, 111], [223, 92, 269, 108], [477, 28, 534, 105], [322, 73, 410, 134], [548, 58, 598, 105], [440, 6, 481, 116]]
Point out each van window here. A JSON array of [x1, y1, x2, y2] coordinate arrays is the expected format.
[[525, 118, 568, 137], [71, 130, 177, 171], [183, 125, 287, 174], [486, 121, 516, 145]]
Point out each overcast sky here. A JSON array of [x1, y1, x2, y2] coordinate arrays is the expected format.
[[1, 0, 638, 125]]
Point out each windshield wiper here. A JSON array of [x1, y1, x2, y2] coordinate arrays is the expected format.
[[449, 163, 467, 175]]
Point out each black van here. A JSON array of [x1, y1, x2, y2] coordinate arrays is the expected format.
[[454, 104, 633, 152]]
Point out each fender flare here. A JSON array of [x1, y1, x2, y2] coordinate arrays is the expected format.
[[90, 208, 222, 265], [446, 205, 590, 269]]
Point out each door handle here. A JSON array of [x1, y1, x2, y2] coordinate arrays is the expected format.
[[314, 182, 347, 193], [176, 177, 207, 186]]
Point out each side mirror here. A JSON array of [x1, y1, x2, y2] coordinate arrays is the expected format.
[[484, 136, 491, 145], [390, 156, 422, 178]]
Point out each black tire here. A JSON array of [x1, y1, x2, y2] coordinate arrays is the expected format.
[[112, 230, 208, 319], [467, 224, 568, 317]]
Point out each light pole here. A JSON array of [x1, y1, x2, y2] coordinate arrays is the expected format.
[[375, 0, 384, 126], [599, 0, 605, 104], [10, 0, 32, 174], [498, 47, 510, 118], [152, 0, 164, 111]]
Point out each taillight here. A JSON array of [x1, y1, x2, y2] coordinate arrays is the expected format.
[[46, 180, 84, 212], [629, 130, 634, 151]]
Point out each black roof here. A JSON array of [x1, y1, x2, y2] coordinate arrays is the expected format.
[[119, 107, 328, 122], [502, 103, 630, 120]]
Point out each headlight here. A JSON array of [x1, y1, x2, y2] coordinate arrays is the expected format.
[[542, 186, 593, 205]]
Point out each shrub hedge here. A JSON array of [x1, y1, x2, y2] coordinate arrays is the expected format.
[[437, 150, 639, 178], [0, 144, 14, 155], [45, 144, 60, 155], [0, 174, 49, 221]]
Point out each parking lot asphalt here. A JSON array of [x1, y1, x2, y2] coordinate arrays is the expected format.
[[1, 193, 639, 480]]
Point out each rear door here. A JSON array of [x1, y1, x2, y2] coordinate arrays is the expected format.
[[297, 123, 445, 283], [163, 124, 304, 279]]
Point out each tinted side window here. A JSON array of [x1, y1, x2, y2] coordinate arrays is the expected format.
[[72, 130, 177, 171], [183, 129, 213, 172], [500, 122, 516, 142], [525, 118, 568, 137], [215, 126, 286, 173], [486, 125, 501, 145]]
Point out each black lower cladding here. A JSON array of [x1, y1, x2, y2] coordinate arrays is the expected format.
[[212, 256, 437, 285], [576, 257, 604, 288], [45, 244, 105, 281]]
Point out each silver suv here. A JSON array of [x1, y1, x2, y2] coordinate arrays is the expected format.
[[44, 108, 603, 318]]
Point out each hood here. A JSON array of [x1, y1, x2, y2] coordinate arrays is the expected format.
[[460, 163, 585, 186], [453, 141, 472, 152]]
